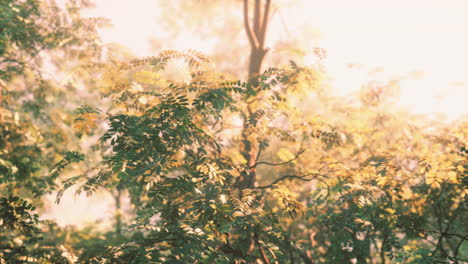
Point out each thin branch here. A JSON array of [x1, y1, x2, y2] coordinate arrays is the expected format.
[[247, 235, 255, 254], [266, 246, 278, 262], [431, 223, 451, 258], [252, 149, 306, 168], [380, 236, 387, 264], [211, 117, 225, 134], [254, 232, 271, 264], [277, 8, 291, 38], [253, 137, 306, 168], [415, 228, 468, 241], [254, 142, 263, 165], [289, 247, 295, 264], [317, 161, 343, 172], [253, 0, 261, 37], [259, 0, 271, 46], [255, 172, 326, 189], [454, 237, 465, 262], [243, 0, 259, 49]]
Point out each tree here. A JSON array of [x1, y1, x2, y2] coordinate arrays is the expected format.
[[64, 49, 467, 263], [153, 0, 317, 79], [64, 50, 319, 263], [1, 0, 106, 262], [237, 0, 272, 192]]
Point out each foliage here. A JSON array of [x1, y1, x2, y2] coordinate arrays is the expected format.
[[1, 0, 106, 262], [59, 50, 467, 263], [1, 1, 467, 263]]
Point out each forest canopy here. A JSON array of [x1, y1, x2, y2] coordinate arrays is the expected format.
[[0, 0, 466, 263]]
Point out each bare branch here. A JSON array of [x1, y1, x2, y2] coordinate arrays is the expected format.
[[243, 0, 259, 49], [454, 237, 465, 261], [415, 228, 468, 241], [259, 0, 271, 46], [253, 0, 261, 36], [255, 172, 327, 189], [255, 142, 263, 165], [252, 149, 306, 168]]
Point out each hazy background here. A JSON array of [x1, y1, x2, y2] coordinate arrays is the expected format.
[[85, 0, 467, 118]]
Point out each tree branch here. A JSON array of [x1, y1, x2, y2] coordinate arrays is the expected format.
[[253, 0, 261, 37], [414, 228, 467, 241], [454, 237, 465, 262], [254, 232, 271, 264], [252, 149, 306, 168], [380, 236, 387, 264], [243, 0, 259, 49], [255, 172, 326, 189], [259, 0, 271, 46]]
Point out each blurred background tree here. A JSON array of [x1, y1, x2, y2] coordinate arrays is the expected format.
[[0, 0, 114, 262]]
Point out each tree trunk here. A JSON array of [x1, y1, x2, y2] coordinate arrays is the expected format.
[[248, 47, 268, 80], [239, 120, 258, 189], [240, 0, 271, 189]]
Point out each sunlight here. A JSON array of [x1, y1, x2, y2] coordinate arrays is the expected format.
[[83, 0, 160, 57], [53, 0, 467, 228], [5, 1, 468, 260], [171, 32, 217, 53], [293, 0, 468, 119], [42, 186, 114, 229], [84, 0, 467, 120]]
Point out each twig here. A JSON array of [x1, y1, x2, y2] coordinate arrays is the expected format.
[[253, 149, 306, 168], [255, 172, 326, 189], [454, 237, 465, 263], [253, 137, 306, 168], [415, 228, 467, 242]]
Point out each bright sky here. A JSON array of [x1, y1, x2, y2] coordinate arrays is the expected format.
[[84, 0, 467, 120], [49, 0, 466, 227], [303, 0, 468, 119]]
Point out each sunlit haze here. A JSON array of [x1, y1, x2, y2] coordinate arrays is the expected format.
[[85, 0, 467, 119], [49, 0, 467, 227]]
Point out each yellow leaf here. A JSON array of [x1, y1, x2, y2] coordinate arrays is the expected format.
[[277, 148, 295, 162], [431, 181, 441, 189], [233, 211, 244, 217], [376, 177, 387, 187], [447, 171, 458, 183], [461, 189, 468, 198], [401, 185, 413, 200], [426, 174, 435, 185], [73, 113, 98, 134], [403, 245, 412, 251], [230, 151, 247, 164]]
